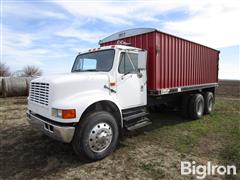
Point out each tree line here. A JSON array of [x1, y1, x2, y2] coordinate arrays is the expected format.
[[0, 62, 42, 77]]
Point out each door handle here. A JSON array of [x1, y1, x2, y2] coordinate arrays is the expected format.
[[121, 74, 132, 80]]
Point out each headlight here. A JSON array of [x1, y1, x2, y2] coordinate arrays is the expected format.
[[52, 108, 76, 119]]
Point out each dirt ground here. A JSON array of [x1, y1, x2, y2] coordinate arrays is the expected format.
[[216, 80, 240, 98], [0, 97, 239, 180]]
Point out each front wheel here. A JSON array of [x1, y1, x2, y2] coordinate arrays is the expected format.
[[72, 111, 119, 161]]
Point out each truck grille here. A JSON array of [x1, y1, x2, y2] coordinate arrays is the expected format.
[[30, 82, 49, 106]]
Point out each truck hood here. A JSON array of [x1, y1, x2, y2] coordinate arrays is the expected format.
[[31, 72, 110, 105], [33, 72, 109, 84]]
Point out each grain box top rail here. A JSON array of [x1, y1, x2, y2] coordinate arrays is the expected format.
[[99, 28, 220, 53]]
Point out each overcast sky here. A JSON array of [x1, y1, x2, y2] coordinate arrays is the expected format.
[[1, 0, 240, 79]]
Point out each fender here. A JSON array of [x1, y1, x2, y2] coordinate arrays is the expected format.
[[52, 89, 123, 125]]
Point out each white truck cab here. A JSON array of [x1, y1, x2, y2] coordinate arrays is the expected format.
[[27, 45, 150, 160]]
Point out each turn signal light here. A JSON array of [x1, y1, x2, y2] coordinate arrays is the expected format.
[[52, 108, 76, 119], [62, 109, 76, 119]]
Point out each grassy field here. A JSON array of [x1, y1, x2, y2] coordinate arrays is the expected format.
[[0, 97, 239, 179]]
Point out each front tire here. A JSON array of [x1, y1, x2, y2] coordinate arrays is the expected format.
[[72, 111, 119, 161]]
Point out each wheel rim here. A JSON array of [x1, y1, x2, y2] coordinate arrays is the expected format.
[[88, 122, 113, 153], [197, 100, 203, 116]]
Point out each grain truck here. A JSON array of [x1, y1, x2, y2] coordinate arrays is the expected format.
[[27, 28, 219, 161]]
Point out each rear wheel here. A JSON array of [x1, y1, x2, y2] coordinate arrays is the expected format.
[[204, 92, 214, 114], [189, 94, 205, 120], [72, 111, 119, 161]]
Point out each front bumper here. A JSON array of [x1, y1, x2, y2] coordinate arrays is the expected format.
[[26, 111, 75, 143]]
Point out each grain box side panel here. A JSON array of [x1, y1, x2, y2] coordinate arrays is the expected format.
[[155, 31, 219, 90]]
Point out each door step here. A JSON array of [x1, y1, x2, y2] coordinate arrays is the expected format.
[[122, 107, 151, 130], [125, 117, 152, 131], [124, 111, 148, 122]]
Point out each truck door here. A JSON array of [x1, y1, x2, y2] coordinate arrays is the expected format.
[[116, 51, 147, 109]]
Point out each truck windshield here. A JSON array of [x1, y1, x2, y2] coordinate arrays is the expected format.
[[72, 49, 115, 72]]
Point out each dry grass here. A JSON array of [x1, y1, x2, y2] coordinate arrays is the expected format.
[[0, 97, 239, 179]]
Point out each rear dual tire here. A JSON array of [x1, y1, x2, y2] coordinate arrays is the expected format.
[[181, 92, 214, 120], [204, 92, 214, 114], [189, 94, 205, 120]]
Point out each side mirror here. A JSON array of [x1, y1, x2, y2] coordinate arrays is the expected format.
[[137, 70, 143, 78], [138, 50, 147, 70]]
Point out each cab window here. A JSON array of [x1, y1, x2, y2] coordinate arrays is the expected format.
[[119, 52, 138, 74]]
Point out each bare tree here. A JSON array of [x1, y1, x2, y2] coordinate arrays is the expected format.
[[0, 62, 11, 76], [22, 65, 42, 77]]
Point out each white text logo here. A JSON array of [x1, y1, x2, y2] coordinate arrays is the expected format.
[[181, 161, 237, 179]]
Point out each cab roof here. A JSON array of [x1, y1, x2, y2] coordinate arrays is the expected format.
[[79, 45, 142, 54]]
